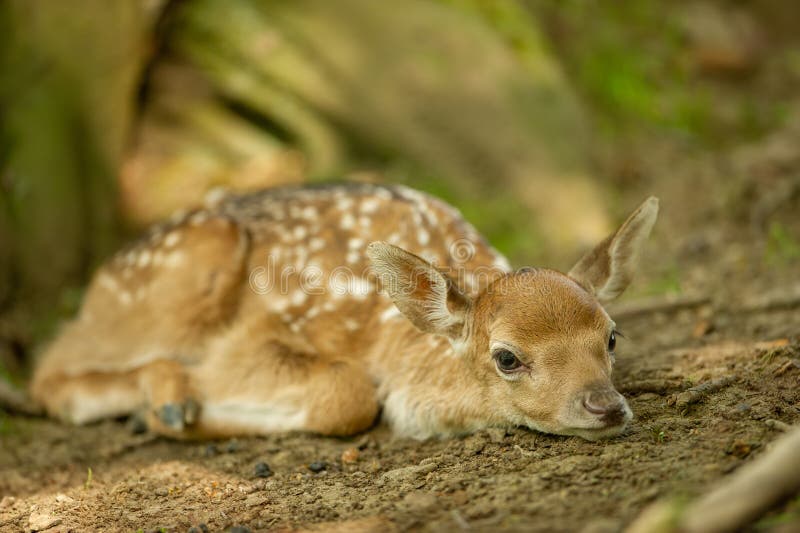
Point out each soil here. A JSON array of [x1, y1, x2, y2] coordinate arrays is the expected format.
[[1, 301, 799, 533], [4, 9, 800, 531]]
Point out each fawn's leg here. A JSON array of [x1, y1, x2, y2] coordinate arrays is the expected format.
[[188, 325, 380, 438], [138, 359, 199, 435], [30, 358, 194, 430], [32, 371, 142, 425], [30, 213, 250, 425]]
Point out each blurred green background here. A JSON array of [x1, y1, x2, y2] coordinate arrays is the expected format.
[[2, 0, 799, 372]]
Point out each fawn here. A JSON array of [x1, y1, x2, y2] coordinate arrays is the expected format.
[[31, 183, 658, 440]]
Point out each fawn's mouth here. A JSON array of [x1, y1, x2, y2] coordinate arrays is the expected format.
[[525, 406, 633, 441], [564, 423, 631, 441], [519, 416, 631, 442], [560, 408, 634, 441]]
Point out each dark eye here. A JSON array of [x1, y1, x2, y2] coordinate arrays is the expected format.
[[494, 349, 522, 372], [608, 331, 617, 352]]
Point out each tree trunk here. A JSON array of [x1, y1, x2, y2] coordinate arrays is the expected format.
[[0, 0, 160, 343]]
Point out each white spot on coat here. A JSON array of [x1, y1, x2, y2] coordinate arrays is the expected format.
[[164, 232, 182, 248], [418, 229, 430, 246], [340, 213, 356, 230], [361, 198, 380, 214], [290, 290, 307, 307], [293, 226, 308, 240], [137, 251, 151, 268]]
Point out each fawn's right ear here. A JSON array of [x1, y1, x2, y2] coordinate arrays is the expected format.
[[367, 242, 470, 340], [568, 197, 659, 303]]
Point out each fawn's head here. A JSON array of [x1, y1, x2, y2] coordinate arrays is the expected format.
[[367, 197, 659, 440]]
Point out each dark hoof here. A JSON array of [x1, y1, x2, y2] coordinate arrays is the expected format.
[[158, 403, 185, 430]]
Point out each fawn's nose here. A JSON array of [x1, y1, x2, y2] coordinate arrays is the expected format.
[[583, 389, 627, 426]]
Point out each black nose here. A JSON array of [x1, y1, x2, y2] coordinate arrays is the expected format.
[[583, 390, 627, 426]]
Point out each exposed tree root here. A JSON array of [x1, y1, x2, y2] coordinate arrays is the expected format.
[[627, 426, 800, 533]]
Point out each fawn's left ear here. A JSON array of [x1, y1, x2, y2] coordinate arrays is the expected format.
[[367, 242, 470, 340], [568, 197, 659, 303]]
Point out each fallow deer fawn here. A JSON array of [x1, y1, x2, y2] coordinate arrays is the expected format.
[[31, 183, 658, 440]]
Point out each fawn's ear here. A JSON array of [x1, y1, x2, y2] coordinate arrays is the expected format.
[[367, 242, 470, 340], [568, 197, 659, 303]]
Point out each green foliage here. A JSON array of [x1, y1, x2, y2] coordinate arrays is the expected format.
[[439, 0, 560, 80], [644, 264, 682, 296], [0, 410, 14, 435], [529, 0, 788, 144], [765, 221, 800, 266], [645, 425, 668, 444], [755, 494, 800, 530], [541, 0, 708, 138]]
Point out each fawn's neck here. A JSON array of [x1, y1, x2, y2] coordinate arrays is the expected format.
[[367, 322, 491, 439]]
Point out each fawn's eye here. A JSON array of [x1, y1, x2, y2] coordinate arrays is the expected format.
[[608, 331, 617, 352], [493, 349, 522, 373]]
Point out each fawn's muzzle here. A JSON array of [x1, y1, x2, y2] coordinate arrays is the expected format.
[[582, 389, 628, 426]]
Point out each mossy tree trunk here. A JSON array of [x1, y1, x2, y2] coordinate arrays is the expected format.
[[0, 0, 160, 343]]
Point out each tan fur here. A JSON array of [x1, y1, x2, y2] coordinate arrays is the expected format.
[[31, 184, 657, 440]]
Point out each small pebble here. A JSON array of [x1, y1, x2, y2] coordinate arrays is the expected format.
[[254, 462, 273, 478], [225, 440, 241, 453], [341, 447, 360, 464], [463, 436, 486, 455], [308, 461, 328, 473], [727, 440, 753, 458], [229, 526, 251, 533], [0, 496, 16, 509], [28, 510, 61, 532], [54, 493, 74, 504]]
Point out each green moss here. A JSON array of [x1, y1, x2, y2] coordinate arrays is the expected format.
[[644, 264, 683, 296], [0, 411, 14, 435], [755, 494, 800, 530], [527, 0, 790, 145], [765, 221, 800, 266]]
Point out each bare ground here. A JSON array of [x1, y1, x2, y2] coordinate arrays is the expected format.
[[1, 296, 799, 532]]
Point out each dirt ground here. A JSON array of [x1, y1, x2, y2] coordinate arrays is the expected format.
[[0, 304, 799, 533], [3, 60, 800, 533]]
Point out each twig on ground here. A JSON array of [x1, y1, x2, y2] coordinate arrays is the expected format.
[[513, 444, 536, 457], [607, 294, 711, 320], [737, 284, 800, 313], [617, 379, 685, 395], [667, 376, 735, 414], [774, 358, 800, 376], [681, 425, 800, 533], [626, 425, 800, 533]]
